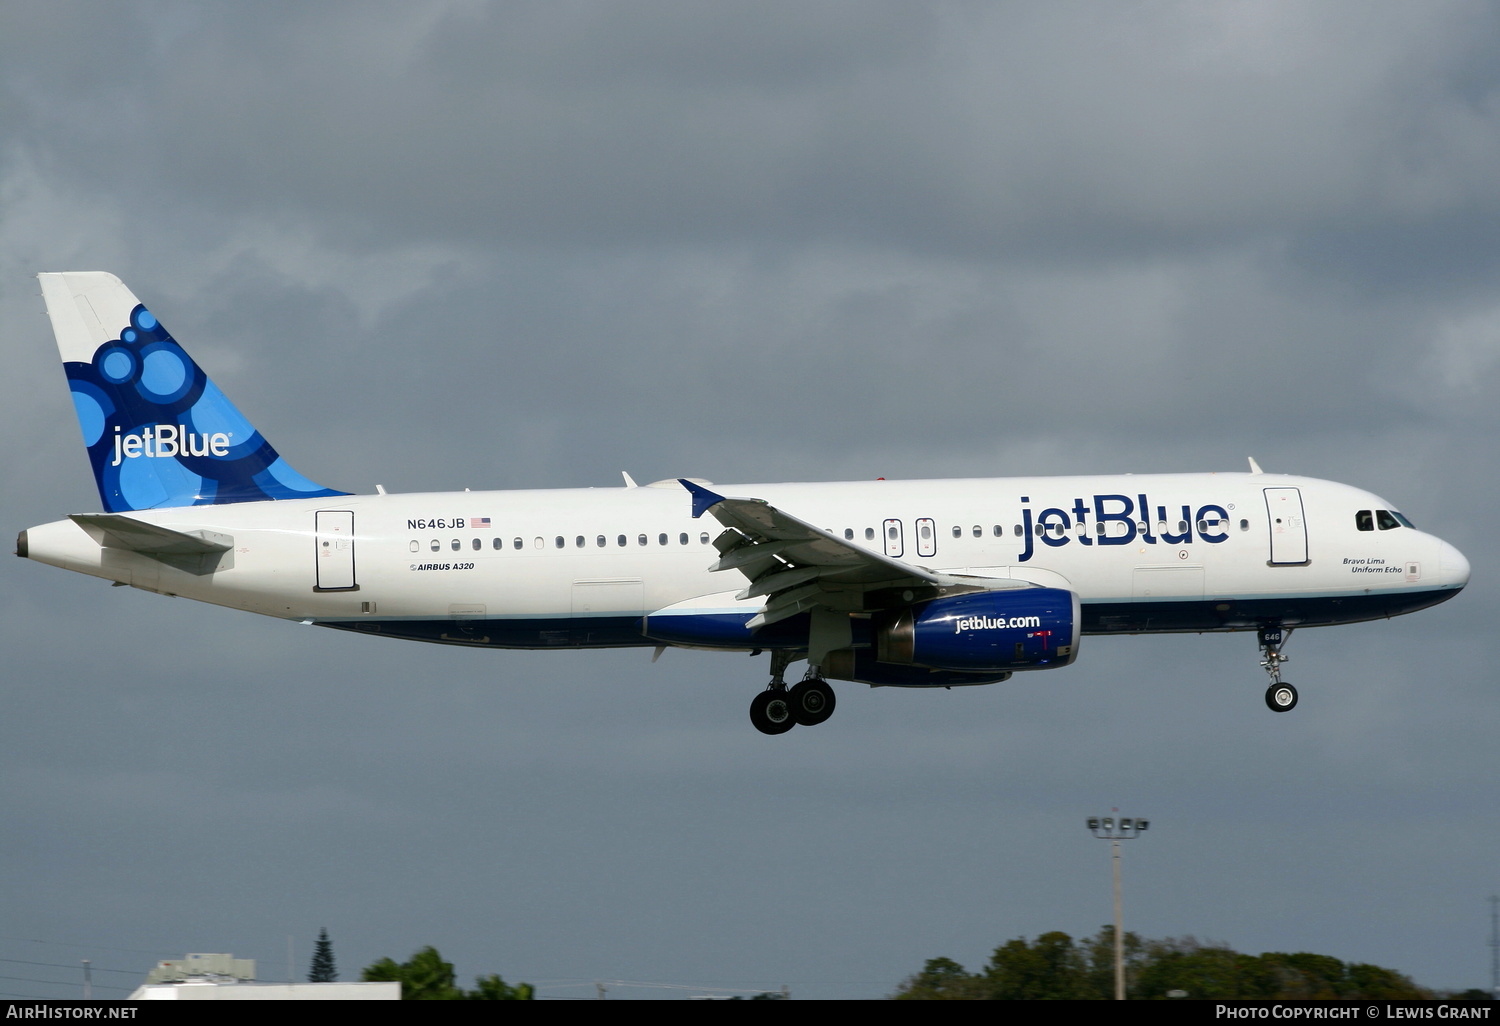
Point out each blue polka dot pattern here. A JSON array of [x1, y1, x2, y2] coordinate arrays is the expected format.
[[63, 303, 346, 511]]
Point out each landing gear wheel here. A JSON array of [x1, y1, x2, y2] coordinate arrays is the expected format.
[[1265, 682, 1298, 713], [750, 690, 797, 735], [1256, 627, 1298, 713], [788, 679, 836, 726]]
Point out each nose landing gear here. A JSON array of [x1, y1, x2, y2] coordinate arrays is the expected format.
[[1258, 627, 1298, 712]]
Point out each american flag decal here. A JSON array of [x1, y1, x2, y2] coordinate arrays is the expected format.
[[473, 517, 491, 527]]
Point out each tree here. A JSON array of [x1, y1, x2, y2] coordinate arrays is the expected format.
[[362, 946, 463, 1000], [307, 927, 338, 983], [892, 929, 1433, 1000], [469, 974, 535, 1001], [1079, 925, 1146, 999], [893, 957, 986, 1000], [361, 947, 534, 1000], [982, 931, 1087, 1000], [1134, 936, 1269, 999]]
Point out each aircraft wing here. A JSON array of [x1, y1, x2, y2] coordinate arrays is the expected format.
[[680, 479, 1020, 628]]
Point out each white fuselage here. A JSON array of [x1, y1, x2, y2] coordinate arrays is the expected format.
[[19, 472, 1469, 653]]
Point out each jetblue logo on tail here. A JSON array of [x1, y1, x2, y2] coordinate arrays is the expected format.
[[110, 425, 232, 466], [57, 291, 346, 511]]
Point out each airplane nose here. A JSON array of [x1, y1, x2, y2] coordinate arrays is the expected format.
[[1439, 540, 1470, 590]]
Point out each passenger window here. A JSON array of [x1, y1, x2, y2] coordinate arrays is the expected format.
[[618, 535, 627, 547], [1239, 519, 1249, 531], [679, 533, 688, 545], [1013, 525, 1022, 537], [844, 528, 853, 540], [409, 540, 419, 553], [659, 533, 668, 545], [638, 534, 648, 546], [576, 536, 585, 548], [555, 536, 565, 549], [700, 533, 710, 544], [493, 538, 503, 550], [534, 537, 544, 549], [597, 535, 606, 547], [973, 525, 982, 538], [1376, 510, 1401, 531], [951, 525, 961, 539], [452, 539, 461, 551], [472, 538, 481, 551], [865, 528, 875, 541], [430, 539, 440, 552], [513, 538, 522, 550]]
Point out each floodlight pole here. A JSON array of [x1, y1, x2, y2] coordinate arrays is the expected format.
[[1087, 810, 1149, 1000]]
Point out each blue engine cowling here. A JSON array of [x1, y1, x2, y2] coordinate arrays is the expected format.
[[874, 587, 1079, 673]]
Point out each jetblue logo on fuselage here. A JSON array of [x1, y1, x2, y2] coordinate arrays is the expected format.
[[955, 614, 1042, 632], [1017, 493, 1230, 562], [109, 424, 231, 467]]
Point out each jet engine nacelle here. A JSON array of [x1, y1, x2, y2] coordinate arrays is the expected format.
[[874, 587, 1079, 673]]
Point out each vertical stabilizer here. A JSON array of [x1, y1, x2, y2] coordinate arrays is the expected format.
[[39, 272, 347, 511]]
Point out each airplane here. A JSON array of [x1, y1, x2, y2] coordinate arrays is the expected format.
[[17, 272, 1471, 734]]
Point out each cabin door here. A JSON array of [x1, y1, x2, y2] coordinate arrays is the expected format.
[[315, 510, 358, 590], [1263, 488, 1309, 565]]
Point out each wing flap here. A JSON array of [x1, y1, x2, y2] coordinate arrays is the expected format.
[[682, 478, 956, 624], [684, 480, 942, 589]]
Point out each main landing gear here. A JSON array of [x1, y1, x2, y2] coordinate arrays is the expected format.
[[750, 652, 837, 735], [1258, 626, 1298, 712]]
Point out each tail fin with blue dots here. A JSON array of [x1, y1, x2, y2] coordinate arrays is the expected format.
[[38, 272, 348, 512]]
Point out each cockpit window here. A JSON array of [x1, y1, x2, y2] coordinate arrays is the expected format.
[[1376, 509, 1402, 531], [1356, 510, 1374, 532], [1391, 511, 1414, 528]]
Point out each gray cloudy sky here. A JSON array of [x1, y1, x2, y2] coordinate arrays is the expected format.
[[2, 1, 1497, 1000]]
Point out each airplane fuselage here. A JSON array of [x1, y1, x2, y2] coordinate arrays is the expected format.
[[20, 471, 1467, 656]]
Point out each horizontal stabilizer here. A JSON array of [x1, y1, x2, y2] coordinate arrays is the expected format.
[[70, 513, 233, 575]]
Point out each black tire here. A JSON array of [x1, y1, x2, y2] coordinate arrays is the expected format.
[[750, 690, 797, 735], [788, 680, 836, 726], [1265, 682, 1298, 712]]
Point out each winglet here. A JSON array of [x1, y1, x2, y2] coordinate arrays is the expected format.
[[680, 478, 726, 518], [1248, 457, 1264, 475]]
